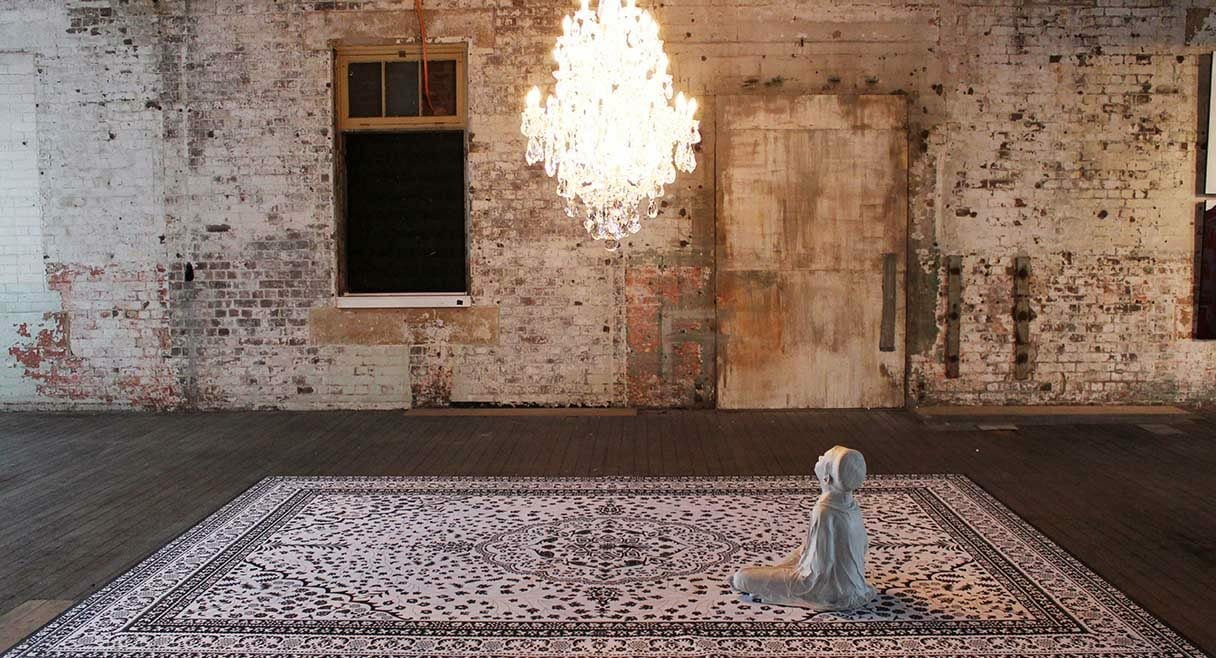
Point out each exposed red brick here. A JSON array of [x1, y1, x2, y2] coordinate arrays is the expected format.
[[9, 264, 180, 409], [625, 265, 714, 408]]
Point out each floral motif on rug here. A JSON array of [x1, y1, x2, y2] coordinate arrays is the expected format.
[[4, 476, 1206, 657]]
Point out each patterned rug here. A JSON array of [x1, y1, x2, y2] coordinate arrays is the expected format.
[[5, 476, 1205, 657]]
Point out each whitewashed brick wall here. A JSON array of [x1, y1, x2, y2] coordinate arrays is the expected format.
[[0, 52, 60, 403], [0, 1, 1214, 410]]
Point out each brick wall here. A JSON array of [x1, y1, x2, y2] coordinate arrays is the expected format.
[[0, 52, 61, 404], [1, 0, 1214, 410]]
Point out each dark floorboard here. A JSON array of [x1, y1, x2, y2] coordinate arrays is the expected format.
[[0, 409, 1214, 653]]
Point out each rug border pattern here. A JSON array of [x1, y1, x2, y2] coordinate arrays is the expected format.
[[3, 474, 1208, 658]]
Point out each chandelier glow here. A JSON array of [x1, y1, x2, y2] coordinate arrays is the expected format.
[[521, 0, 701, 246]]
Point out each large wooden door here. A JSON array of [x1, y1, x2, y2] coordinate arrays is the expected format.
[[715, 95, 907, 409]]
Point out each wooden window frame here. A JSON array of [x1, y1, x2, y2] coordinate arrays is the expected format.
[[333, 42, 471, 307], [335, 43, 467, 131]]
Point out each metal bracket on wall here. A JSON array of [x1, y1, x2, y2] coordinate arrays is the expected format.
[[945, 255, 962, 378], [1013, 256, 1033, 380], [880, 253, 897, 352]]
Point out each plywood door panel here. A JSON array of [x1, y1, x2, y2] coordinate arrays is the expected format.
[[716, 129, 787, 270], [716, 95, 907, 409]]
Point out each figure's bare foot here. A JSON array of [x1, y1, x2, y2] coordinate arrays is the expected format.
[[732, 566, 779, 597], [731, 568, 758, 594]]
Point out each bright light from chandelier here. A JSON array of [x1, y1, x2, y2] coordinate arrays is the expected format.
[[521, 0, 701, 250]]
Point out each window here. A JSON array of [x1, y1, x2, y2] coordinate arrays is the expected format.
[[1198, 55, 1216, 337], [1198, 201, 1216, 339], [334, 44, 469, 307]]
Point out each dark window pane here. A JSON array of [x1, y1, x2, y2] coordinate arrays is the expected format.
[[347, 62, 382, 118], [1198, 202, 1216, 338], [421, 60, 458, 116], [385, 61, 420, 117], [344, 131, 466, 294]]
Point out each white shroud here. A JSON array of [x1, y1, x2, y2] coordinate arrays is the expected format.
[[731, 445, 876, 611]]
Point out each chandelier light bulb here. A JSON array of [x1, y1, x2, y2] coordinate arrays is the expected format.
[[521, 0, 701, 248]]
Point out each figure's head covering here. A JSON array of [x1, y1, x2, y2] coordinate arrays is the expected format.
[[823, 445, 867, 492]]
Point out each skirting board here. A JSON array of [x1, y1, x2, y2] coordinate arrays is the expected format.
[[916, 405, 1189, 417], [404, 407, 638, 417]]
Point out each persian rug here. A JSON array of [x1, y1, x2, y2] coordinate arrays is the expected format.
[[5, 475, 1206, 657]]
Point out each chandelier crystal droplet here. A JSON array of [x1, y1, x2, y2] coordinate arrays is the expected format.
[[521, 0, 701, 246]]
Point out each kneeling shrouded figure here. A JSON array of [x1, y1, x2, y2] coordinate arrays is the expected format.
[[732, 445, 875, 611]]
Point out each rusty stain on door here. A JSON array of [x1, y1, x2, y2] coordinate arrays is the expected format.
[[715, 95, 908, 409]]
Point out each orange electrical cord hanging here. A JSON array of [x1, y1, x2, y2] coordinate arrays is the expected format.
[[415, 0, 435, 115]]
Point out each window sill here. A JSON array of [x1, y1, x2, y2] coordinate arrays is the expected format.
[[336, 293, 472, 309]]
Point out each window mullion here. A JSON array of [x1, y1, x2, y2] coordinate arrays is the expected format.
[[335, 47, 464, 129]]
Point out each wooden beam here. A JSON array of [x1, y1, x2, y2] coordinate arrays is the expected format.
[[880, 253, 897, 352], [916, 405, 1190, 418], [403, 407, 637, 417], [945, 255, 962, 378], [1013, 256, 1032, 380]]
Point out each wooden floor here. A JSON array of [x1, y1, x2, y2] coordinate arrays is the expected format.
[[1, 409, 1214, 653]]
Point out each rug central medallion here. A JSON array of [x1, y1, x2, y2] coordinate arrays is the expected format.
[[477, 510, 736, 585]]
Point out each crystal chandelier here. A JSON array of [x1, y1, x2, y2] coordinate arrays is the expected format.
[[521, 0, 701, 247]]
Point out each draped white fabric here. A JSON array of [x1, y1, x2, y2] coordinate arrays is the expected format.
[[732, 446, 876, 610]]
